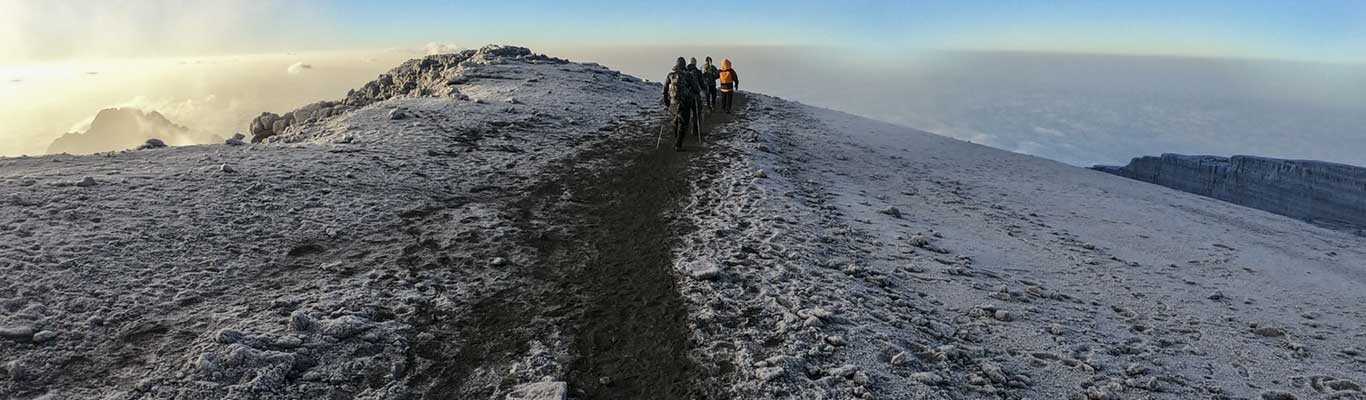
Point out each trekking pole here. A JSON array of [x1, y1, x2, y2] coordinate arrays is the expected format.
[[694, 105, 703, 146], [656, 123, 665, 149], [698, 98, 706, 144], [656, 107, 669, 150]]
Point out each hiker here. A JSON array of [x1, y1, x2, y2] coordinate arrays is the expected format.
[[702, 57, 719, 111], [663, 57, 700, 151], [718, 58, 739, 113], [687, 57, 708, 115]]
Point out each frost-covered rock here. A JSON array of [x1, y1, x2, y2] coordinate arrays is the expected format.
[[5, 360, 26, 381], [136, 138, 167, 150], [319, 315, 370, 339], [686, 260, 721, 280], [192, 343, 301, 393], [249, 112, 280, 143], [755, 366, 784, 382], [506, 381, 568, 400], [32, 330, 58, 343], [287, 310, 316, 333], [274, 335, 303, 349], [0, 325, 36, 341], [216, 328, 244, 344], [910, 372, 945, 385]]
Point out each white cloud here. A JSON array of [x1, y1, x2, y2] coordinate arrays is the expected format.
[[287, 62, 312, 75], [424, 42, 463, 55]]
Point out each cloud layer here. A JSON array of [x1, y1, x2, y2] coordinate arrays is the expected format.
[[0, 0, 336, 63], [287, 62, 313, 75]]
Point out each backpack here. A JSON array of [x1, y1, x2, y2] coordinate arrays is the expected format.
[[690, 68, 707, 90], [718, 69, 735, 84], [718, 69, 736, 91], [667, 71, 696, 104]]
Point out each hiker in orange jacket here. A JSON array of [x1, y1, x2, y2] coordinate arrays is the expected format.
[[717, 59, 739, 113]]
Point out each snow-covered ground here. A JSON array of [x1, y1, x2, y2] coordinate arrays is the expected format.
[[2, 46, 1363, 400], [0, 46, 664, 399], [677, 94, 1366, 399]]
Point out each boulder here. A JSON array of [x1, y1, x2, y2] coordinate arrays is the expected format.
[[0, 325, 36, 341], [250, 113, 280, 143], [506, 381, 567, 400], [250, 112, 278, 136], [909, 372, 945, 385], [32, 330, 58, 343], [136, 138, 167, 150]]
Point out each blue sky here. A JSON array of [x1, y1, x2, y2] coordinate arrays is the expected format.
[[2, 0, 1364, 63], [323, 0, 1366, 61]]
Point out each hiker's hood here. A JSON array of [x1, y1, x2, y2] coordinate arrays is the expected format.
[[721, 59, 731, 69], [673, 57, 687, 71]]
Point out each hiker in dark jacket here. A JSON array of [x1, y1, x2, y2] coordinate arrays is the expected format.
[[687, 58, 707, 114], [702, 57, 719, 111], [663, 57, 700, 151]]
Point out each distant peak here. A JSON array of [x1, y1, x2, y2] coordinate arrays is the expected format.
[[47, 107, 196, 155]]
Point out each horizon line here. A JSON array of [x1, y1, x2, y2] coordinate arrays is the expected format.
[[5, 44, 1364, 68]]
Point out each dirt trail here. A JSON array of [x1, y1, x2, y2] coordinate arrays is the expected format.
[[527, 97, 748, 399], [397, 97, 746, 399]]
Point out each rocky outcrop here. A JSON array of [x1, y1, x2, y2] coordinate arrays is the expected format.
[[248, 45, 566, 143], [1094, 154, 1366, 232]]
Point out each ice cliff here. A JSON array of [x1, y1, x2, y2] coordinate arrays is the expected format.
[[1094, 154, 1366, 232]]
